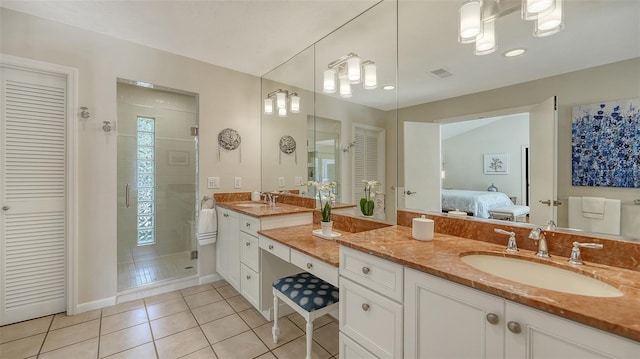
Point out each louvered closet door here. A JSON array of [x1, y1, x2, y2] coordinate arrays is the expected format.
[[0, 66, 67, 325]]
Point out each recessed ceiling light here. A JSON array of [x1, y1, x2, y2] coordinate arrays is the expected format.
[[382, 85, 395, 90], [503, 48, 527, 57]]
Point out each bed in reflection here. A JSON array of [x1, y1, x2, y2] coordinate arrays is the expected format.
[[442, 189, 516, 218]]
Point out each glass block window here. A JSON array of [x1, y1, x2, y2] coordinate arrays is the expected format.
[[137, 117, 155, 246]]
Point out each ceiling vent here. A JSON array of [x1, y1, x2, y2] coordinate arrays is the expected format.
[[429, 68, 453, 79]]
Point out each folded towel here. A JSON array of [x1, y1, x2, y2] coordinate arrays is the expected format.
[[582, 196, 605, 219], [197, 209, 217, 245]]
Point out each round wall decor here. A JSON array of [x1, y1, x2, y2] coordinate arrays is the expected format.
[[279, 135, 296, 154], [218, 128, 241, 150]]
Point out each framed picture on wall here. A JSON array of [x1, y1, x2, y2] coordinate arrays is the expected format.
[[168, 151, 189, 166], [483, 153, 508, 174]]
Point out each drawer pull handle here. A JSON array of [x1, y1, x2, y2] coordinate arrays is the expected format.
[[246, 223, 251, 227], [246, 242, 250, 246], [361, 303, 370, 311], [246, 275, 251, 280], [223, 213, 229, 218], [507, 321, 522, 334], [486, 313, 499, 325], [362, 267, 370, 274], [268, 244, 274, 250], [306, 263, 313, 269]]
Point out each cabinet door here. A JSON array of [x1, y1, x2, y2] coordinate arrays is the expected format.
[[404, 268, 504, 359], [505, 302, 640, 359], [216, 208, 240, 290]]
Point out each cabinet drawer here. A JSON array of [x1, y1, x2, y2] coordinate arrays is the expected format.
[[240, 214, 260, 236], [240, 232, 260, 271], [259, 235, 290, 262], [339, 277, 403, 359], [340, 246, 403, 302], [291, 249, 338, 287], [240, 264, 260, 309], [340, 332, 378, 359]]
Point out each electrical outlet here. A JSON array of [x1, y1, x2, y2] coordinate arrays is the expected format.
[[295, 176, 303, 186], [208, 177, 220, 189], [278, 177, 285, 187], [234, 177, 242, 189]]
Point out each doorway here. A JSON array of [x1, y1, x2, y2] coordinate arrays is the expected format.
[[116, 80, 198, 291]]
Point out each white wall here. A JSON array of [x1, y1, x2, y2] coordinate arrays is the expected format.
[[442, 115, 528, 203], [1, 9, 261, 306]]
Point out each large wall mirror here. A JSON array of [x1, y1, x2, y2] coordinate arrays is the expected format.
[[262, 0, 640, 241]]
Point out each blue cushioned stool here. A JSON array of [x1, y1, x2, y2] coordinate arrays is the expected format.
[[272, 272, 339, 359]]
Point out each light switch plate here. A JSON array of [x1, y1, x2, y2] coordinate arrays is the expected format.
[[278, 177, 285, 187], [294, 176, 303, 186], [208, 177, 220, 189], [234, 177, 242, 189]]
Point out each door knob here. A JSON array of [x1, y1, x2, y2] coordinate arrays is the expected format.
[[406, 190, 417, 195], [507, 321, 522, 334], [2, 206, 9, 211], [539, 200, 551, 206], [486, 313, 499, 325]]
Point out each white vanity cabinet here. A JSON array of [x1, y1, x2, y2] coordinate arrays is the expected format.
[[216, 207, 240, 290], [215, 206, 312, 319], [404, 267, 639, 359], [339, 246, 404, 359]]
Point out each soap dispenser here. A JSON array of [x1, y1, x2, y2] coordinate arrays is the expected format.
[[251, 190, 261, 202]]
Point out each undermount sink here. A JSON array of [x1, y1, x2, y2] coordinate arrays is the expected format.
[[460, 254, 623, 298], [236, 203, 267, 208]]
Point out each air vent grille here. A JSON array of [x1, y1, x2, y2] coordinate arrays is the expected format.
[[429, 68, 453, 79]]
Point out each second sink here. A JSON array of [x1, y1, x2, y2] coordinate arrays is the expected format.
[[460, 254, 623, 298]]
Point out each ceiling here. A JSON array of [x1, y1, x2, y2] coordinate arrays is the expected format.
[[2, 0, 639, 111]]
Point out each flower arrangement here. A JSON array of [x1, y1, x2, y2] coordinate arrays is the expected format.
[[360, 180, 381, 216], [306, 180, 336, 222]]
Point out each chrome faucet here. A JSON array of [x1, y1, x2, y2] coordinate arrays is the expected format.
[[528, 227, 550, 258], [569, 242, 603, 265], [494, 228, 518, 253], [545, 220, 557, 230], [261, 192, 272, 204]]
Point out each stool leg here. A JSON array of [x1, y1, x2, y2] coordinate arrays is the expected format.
[[272, 289, 280, 344], [305, 320, 313, 359]]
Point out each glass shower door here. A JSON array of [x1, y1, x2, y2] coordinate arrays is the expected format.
[[117, 81, 198, 291]]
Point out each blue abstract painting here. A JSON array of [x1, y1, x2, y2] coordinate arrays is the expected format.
[[572, 98, 639, 188]]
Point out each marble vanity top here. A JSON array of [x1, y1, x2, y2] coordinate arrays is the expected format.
[[216, 201, 314, 217], [258, 224, 342, 267], [336, 225, 640, 342]]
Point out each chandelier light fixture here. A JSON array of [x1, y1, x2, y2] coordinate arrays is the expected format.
[[264, 89, 300, 117], [458, 0, 564, 56], [323, 52, 377, 97]]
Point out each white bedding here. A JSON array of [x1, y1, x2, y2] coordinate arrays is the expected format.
[[442, 189, 514, 218]]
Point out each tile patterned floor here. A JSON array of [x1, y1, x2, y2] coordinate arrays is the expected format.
[[117, 252, 197, 291], [0, 280, 339, 358]]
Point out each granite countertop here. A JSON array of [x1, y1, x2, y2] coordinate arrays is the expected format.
[[336, 225, 640, 342], [217, 201, 314, 217], [257, 224, 342, 267]]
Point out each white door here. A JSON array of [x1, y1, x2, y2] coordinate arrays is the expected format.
[[528, 96, 558, 226], [403, 122, 441, 212], [0, 65, 67, 325]]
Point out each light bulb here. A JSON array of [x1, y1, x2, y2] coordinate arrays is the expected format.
[[474, 20, 496, 55], [363, 62, 377, 90], [347, 55, 362, 84], [276, 91, 286, 109], [278, 107, 287, 117], [459, 0, 483, 44], [522, 0, 555, 20], [323, 69, 336, 93], [339, 77, 352, 98], [534, 0, 563, 37], [290, 94, 300, 113], [264, 98, 273, 114]]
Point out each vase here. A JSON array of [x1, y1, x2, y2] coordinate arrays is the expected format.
[[321, 221, 333, 236]]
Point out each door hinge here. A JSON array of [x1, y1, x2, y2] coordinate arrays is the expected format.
[[190, 127, 199, 136], [554, 96, 558, 110]]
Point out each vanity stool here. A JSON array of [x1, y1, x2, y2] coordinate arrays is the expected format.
[[489, 205, 530, 222], [272, 272, 339, 359]]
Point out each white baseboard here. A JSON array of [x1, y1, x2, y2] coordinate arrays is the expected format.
[[199, 273, 222, 285], [77, 297, 116, 313]]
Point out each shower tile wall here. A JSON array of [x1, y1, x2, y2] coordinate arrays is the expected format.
[[117, 83, 198, 291]]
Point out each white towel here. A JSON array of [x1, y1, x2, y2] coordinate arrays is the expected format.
[[197, 209, 217, 245], [582, 196, 605, 219]]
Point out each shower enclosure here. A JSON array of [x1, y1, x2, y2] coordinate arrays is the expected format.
[[116, 80, 198, 291]]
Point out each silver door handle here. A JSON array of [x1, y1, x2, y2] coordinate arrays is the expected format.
[[2, 206, 9, 211], [406, 190, 417, 195], [125, 184, 130, 208]]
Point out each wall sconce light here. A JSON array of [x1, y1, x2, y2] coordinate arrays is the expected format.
[[458, 0, 564, 56], [264, 89, 300, 116], [323, 52, 377, 97]]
